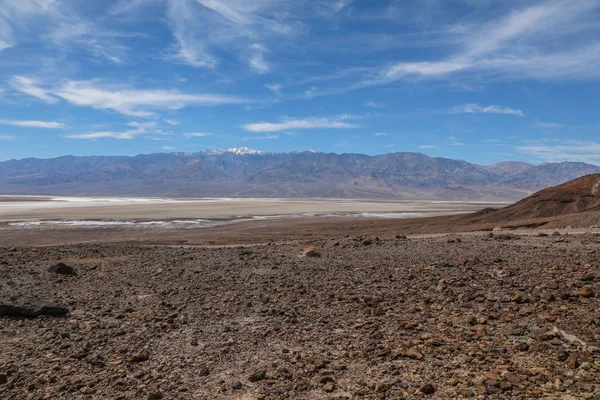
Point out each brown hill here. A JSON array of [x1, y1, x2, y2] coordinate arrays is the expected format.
[[450, 174, 600, 228]]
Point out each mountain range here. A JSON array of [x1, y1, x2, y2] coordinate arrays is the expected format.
[[1, 147, 599, 201]]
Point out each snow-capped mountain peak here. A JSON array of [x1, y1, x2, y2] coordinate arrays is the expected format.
[[225, 147, 264, 155]]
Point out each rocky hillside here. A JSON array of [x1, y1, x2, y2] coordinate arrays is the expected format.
[[465, 174, 600, 224], [1, 148, 599, 201]]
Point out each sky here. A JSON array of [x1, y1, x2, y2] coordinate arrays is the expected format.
[[0, 0, 599, 165]]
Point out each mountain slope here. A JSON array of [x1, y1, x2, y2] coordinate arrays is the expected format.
[[1, 148, 599, 201], [469, 174, 600, 223]]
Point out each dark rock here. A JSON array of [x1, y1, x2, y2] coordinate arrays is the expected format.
[[420, 383, 436, 395], [248, 369, 266, 382], [0, 372, 7, 384], [49, 262, 77, 276], [552, 231, 561, 237], [0, 304, 69, 318], [231, 381, 243, 390]]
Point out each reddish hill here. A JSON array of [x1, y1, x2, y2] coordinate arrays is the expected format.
[[464, 174, 600, 226]]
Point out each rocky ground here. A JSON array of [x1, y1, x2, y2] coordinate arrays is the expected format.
[[1, 232, 600, 399]]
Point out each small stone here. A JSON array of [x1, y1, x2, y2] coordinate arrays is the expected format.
[[48, 262, 76, 276], [248, 369, 266, 382], [303, 248, 321, 258], [552, 231, 561, 237], [147, 389, 163, 400], [198, 366, 209, 377], [572, 286, 594, 298], [0, 372, 7, 384], [231, 381, 243, 390], [402, 348, 423, 360], [420, 383, 436, 395], [130, 350, 150, 363]]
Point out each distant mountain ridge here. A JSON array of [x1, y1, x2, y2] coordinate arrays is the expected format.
[[1, 148, 599, 201]]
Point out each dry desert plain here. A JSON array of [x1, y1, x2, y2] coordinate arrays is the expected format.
[[1, 195, 600, 399]]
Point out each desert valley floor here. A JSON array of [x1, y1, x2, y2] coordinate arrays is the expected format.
[[1, 188, 600, 399]]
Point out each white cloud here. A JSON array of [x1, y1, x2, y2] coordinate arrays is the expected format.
[[0, 119, 65, 128], [362, 1, 600, 87], [533, 121, 565, 130], [332, 0, 352, 13], [450, 103, 525, 116], [162, 146, 175, 150], [517, 140, 600, 165], [0, 0, 130, 62], [9, 76, 58, 104], [264, 83, 283, 95], [418, 145, 438, 149], [241, 134, 279, 141], [166, 0, 297, 69], [243, 115, 359, 132], [246, 43, 270, 74], [303, 86, 317, 98], [53, 80, 249, 117], [184, 132, 213, 138], [374, 132, 386, 136], [164, 119, 180, 126], [0, 134, 14, 140], [67, 121, 157, 140], [366, 100, 383, 108]]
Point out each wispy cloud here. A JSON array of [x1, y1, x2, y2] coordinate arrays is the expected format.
[[184, 132, 213, 138], [164, 119, 179, 126], [366, 100, 383, 108], [67, 121, 157, 140], [332, 0, 352, 13], [241, 134, 279, 141], [9, 76, 58, 104], [53, 80, 249, 117], [517, 140, 600, 165], [243, 115, 359, 132], [264, 83, 283, 95], [0, 134, 14, 140], [0, 119, 65, 129], [166, 0, 297, 70], [533, 121, 565, 130], [450, 103, 525, 116], [374, 132, 386, 136], [246, 43, 270, 74], [162, 145, 174, 150], [0, 0, 131, 63], [360, 1, 600, 87], [418, 145, 438, 149]]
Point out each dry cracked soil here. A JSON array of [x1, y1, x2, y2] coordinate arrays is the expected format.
[[1, 232, 600, 399]]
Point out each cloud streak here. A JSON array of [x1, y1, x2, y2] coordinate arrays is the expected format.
[[517, 140, 600, 165], [450, 103, 525, 116], [0, 119, 65, 129], [9, 76, 58, 104], [67, 122, 157, 140], [243, 116, 359, 132], [53, 80, 250, 117]]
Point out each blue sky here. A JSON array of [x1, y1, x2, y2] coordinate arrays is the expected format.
[[0, 0, 599, 165]]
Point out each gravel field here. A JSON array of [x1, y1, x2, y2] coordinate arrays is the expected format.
[[1, 232, 600, 399]]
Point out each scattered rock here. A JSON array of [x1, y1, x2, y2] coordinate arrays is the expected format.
[[572, 286, 594, 298], [302, 248, 321, 258], [0, 304, 69, 318], [48, 262, 76, 276], [248, 369, 266, 382], [130, 350, 150, 363], [231, 381, 243, 390], [420, 383, 436, 395]]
